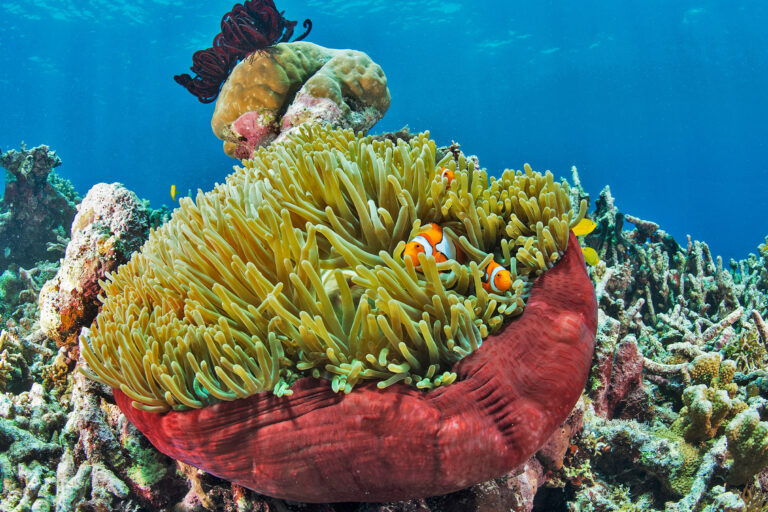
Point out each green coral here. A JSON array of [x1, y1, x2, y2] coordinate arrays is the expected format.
[[723, 324, 768, 372], [571, 482, 655, 511], [725, 408, 768, 485], [672, 353, 746, 443], [678, 385, 734, 443], [589, 417, 701, 498]]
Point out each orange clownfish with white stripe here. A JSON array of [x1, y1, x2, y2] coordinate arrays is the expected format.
[[439, 166, 455, 184], [403, 223, 462, 268], [481, 260, 512, 293]]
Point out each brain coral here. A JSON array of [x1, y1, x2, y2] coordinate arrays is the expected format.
[[81, 124, 596, 502], [211, 41, 390, 158]]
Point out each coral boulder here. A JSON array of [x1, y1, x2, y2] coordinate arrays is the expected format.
[[212, 41, 390, 158], [39, 183, 151, 347]]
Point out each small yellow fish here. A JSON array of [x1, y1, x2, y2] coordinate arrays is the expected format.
[[170, 184, 177, 201], [481, 260, 512, 293], [403, 223, 463, 268], [572, 218, 599, 265], [572, 218, 596, 236], [581, 247, 599, 266]]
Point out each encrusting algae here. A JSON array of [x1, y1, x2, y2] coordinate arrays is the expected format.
[[80, 124, 586, 412]]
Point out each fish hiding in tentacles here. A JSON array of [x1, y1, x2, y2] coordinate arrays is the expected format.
[[439, 166, 455, 184], [403, 222, 462, 268], [481, 260, 512, 293]]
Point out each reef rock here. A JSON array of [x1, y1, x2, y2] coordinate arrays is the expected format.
[[38, 183, 151, 347], [212, 41, 391, 158], [0, 144, 79, 270]]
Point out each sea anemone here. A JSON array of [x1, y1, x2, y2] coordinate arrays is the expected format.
[[174, 1, 311, 103], [80, 125, 596, 501]]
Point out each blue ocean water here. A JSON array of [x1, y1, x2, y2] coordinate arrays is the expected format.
[[1, 1, 766, 262]]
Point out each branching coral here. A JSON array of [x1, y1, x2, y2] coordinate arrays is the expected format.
[[723, 322, 767, 373], [726, 408, 768, 485], [671, 353, 746, 443], [0, 329, 30, 393], [0, 349, 14, 390], [583, 181, 756, 344], [81, 124, 584, 413]]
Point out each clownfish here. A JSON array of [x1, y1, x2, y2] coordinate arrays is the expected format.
[[439, 166, 455, 184], [481, 260, 512, 293], [403, 223, 462, 268]]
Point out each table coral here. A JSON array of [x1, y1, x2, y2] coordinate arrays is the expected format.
[[80, 124, 596, 502], [211, 41, 391, 158]]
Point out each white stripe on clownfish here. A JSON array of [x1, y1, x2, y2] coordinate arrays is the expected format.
[[434, 231, 456, 260], [403, 222, 463, 268]]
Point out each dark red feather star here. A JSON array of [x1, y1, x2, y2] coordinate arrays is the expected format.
[[174, 1, 312, 103]]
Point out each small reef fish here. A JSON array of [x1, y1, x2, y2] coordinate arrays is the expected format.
[[439, 166, 455, 184], [571, 217, 599, 266], [170, 184, 177, 201], [581, 247, 600, 266], [481, 260, 512, 293], [572, 218, 596, 236], [403, 222, 462, 267]]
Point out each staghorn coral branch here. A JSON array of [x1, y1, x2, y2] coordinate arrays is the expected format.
[[666, 437, 729, 512], [643, 357, 689, 380], [667, 342, 706, 360], [624, 214, 659, 236], [700, 307, 742, 345], [752, 309, 768, 347]]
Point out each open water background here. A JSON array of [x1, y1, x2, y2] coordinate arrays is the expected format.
[[1, 0, 766, 261]]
